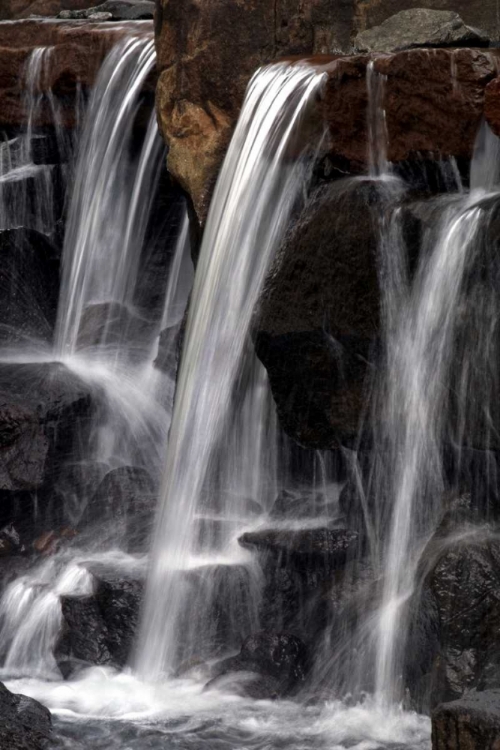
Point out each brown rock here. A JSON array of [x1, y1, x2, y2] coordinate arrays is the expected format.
[[485, 76, 500, 138], [324, 48, 498, 170], [432, 690, 500, 749], [0, 1, 92, 19], [155, 0, 356, 221]]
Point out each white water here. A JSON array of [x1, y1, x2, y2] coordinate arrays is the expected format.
[[136, 61, 326, 679]]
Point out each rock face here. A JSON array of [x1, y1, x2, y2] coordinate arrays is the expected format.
[[59, 0, 155, 20], [0, 681, 51, 749], [0, 1, 90, 18], [432, 690, 500, 750], [354, 9, 489, 52], [155, 0, 356, 221]]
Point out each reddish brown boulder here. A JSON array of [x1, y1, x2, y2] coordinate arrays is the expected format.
[[324, 48, 498, 170], [0, 1, 91, 19]]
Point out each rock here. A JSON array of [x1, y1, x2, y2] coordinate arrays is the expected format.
[[57, 564, 144, 673], [154, 321, 182, 375], [92, 565, 143, 667], [239, 527, 359, 569], [85, 466, 156, 552], [354, 9, 489, 53], [0, 1, 91, 19], [255, 179, 392, 449], [0, 681, 51, 749], [75, 301, 154, 358], [0, 229, 60, 346], [0, 523, 25, 556], [353, 1, 500, 43], [209, 631, 309, 698], [269, 489, 337, 521], [432, 690, 500, 749], [0, 361, 92, 485], [56, 594, 113, 676], [324, 49, 497, 173], [59, 0, 154, 19], [155, 0, 356, 221]]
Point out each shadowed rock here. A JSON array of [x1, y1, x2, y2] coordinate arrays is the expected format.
[[432, 690, 500, 749], [0, 681, 51, 749]]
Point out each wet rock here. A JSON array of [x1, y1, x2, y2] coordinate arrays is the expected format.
[[57, 564, 145, 673], [76, 301, 154, 357], [256, 179, 390, 449], [33, 527, 76, 556], [0, 681, 51, 749], [0, 362, 93, 532], [0, 229, 60, 346], [354, 9, 489, 53], [155, 0, 354, 221], [407, 533, 500, 709], [210, 631, 309, 698], [0, 523, 26, 556], [85, 466, 156, 552], [59, 0, 154, 19], [92, 564, 144, 667], [324, 49, 497, 173], [432, 690, 500, 749], [269, 489, 337, 521], [56, 594, 113, 677], [239, 527, 358, 569]]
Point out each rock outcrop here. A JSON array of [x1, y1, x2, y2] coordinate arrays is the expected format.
[[432, 690, 500, 749], [354, 9, 489, 52], [0, 681, 51, 749]]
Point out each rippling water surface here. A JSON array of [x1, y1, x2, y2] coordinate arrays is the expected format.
[[6, 670, 430, 750]]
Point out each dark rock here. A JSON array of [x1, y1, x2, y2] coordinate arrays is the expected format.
[[0, 523, 25, 556], [269, 489, 337, 521], [56, 594, 113, 677], [206, 670, 281, 700], [154, 321, 182, 376], [432, 690, 500, 749], [76, 301, 154, 358], [239, 527, 358, 569], [92, 564, 143, 667], [255, 179, 394, 450], [0, 362, 93, 532], [0, 229, 59, 346], [0, 681, 51, 749], [210, 631, 309, 698], [85, 466, 156, 551], [354, 9, 489, 53]]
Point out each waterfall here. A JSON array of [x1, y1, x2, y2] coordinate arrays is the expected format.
[[372, 125, 500, 703], [136, 61, 326, 679], [55, 35, 161, 358]]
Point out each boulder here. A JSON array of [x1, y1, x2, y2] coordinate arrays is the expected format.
[[84, 466, 156, 551], [255, 179, 392, 449], [432, 690, 500, 750], [75, 301, 154, 357], [0, 229, 60, 346], [354, 9, 489, 53], [0, 362, 93, 532], [0, 681, 51, 749], [209, 631, 310, 698], [353, 1, 500, 43], [57, 564, 144, 674]]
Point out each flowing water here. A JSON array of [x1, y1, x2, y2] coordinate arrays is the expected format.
[[1, 23, 500, 750]]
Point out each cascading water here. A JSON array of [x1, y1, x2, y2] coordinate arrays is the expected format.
[[136, 61, 327, 679]]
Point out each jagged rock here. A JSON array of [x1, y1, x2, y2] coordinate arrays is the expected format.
[[209, 631, 309, 698], [59, 0, 154, 19], [0, 523, 26, 556], [154, 321, 181, 375], [354, 9, 489, 53], [0, 681, 51, 749], [92, 565, 143, 666], [432, 690, 500, 749], [0, 1, 90, 18], [85, 466, 156, 551], [0, 229, 60, 345]]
